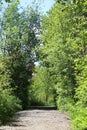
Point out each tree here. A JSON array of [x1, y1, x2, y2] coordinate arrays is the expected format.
[[40, 2, 77, 108], [5, 0, 19, 2], [39, 0, 87, 129], [1, 2, 40, 109], [29, 66, 56, 106], [0, 56, 21, 124]]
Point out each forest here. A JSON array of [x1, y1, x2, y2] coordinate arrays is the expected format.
[[0, 0, 87, 129]]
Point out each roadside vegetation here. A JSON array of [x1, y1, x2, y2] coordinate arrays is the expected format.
[[0, 0, 87, 129]]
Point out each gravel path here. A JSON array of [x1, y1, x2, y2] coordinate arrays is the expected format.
[[0, 110, 70, 130]]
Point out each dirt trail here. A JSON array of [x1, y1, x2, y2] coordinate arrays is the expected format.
[[0, 110, 70, 130]]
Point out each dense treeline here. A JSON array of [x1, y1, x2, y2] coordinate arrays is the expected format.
[[0, 0, 87, 129], [0, 0, 40, 124], [38, 0, 87, 129]]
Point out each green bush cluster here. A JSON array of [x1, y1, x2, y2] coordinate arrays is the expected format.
[[0, 88, 21, 124], [56, 98, 87, 130], [0, 60, 21, 124], [69, 106, 87, 130]]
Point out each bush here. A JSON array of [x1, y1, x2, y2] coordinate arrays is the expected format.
[[69, 105, 87, 130], [68, 104, 87, 130], [0, 88, 22, 124], [57, 96, 87, 130], [56, 96, 74, 111]]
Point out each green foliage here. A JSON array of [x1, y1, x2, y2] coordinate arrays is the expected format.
[[1, 0, 87, 127], [69, 106, 87, 130], [57, 97, 74, 111], [74, 56, 87, 106], [1, 2, 40, 109], [40, 0, 87, 129], [0, 60, 11, 88], [5, 0, 19, 3], [0, 88, 21, 124], [29, 66, 56, 106], [0, 0, 40, 124], [5, 0, 11, 2], [40, 2, 76, 107], [0, 57, 21, 124]]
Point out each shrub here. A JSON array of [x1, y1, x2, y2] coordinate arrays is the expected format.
[[56, 96, 74, 111], [0, 88, 22, 124], [69, 105, 87, 130]]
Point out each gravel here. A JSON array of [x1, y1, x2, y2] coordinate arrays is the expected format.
[[0, 110, 71, 130]]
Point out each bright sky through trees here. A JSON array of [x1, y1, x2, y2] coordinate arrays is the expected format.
[[19, 0, 55, 13]]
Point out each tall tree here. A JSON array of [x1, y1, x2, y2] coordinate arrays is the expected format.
[[1, 2, 40, 109], [39, 0, 87, 129], [40, 2, 77, 108]]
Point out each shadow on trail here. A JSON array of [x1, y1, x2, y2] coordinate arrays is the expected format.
[[28, 106, 57, 110], [8, 106, 57, 127]]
